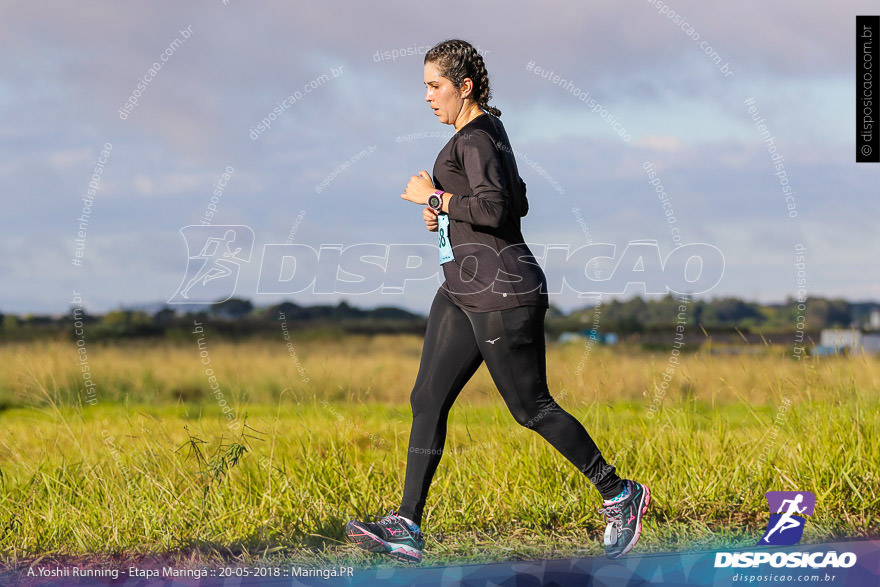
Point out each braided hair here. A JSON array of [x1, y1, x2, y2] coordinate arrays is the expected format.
[[424, 39, 501, 117]]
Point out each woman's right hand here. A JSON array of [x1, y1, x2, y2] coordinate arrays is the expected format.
[[423, 206, 439, 232]]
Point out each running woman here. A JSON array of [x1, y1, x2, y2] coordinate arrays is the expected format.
[[345, 39, 649, 563]]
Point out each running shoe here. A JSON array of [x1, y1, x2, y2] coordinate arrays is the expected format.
[[597, 479, 651, 559], [345, 511, 424, 563]]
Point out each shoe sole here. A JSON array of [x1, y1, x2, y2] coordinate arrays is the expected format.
[[345, 521, 422, 564], [607, 483, 651, 559]]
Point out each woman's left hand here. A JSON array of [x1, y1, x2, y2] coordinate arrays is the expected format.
[[401, 170, 434, 205]]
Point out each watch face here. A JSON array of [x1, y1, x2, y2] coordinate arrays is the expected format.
[[428, 194, 441, 209]]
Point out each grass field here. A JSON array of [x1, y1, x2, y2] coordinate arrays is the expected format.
[[0, 334, 878, 569]]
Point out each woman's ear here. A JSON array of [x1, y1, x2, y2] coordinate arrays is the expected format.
[[459, 77, 474, 100]]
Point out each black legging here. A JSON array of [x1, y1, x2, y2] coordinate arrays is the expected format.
[[398, 290, 624, 526]]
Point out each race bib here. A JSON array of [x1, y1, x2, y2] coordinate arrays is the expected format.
[[437, 213, 454, 264]]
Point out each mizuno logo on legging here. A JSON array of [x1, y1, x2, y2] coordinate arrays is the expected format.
[[486, 337, 501, 344]]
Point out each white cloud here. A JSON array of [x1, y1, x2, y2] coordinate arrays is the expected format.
[[1, 0, 876, 313]]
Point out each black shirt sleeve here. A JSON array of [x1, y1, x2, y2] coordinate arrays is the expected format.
[[446, 130, 509, 228]]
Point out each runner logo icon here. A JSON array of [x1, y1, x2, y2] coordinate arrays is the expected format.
[[759, 491, 816, 546], [168, 225, 254, 304]]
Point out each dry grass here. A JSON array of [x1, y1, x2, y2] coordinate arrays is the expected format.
[[0, 336, 877, 568]]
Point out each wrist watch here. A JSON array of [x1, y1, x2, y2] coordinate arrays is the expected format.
[[427, 190, 444, 212]]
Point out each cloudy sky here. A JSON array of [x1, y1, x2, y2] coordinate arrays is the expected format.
[[1, 0, 876, 316]]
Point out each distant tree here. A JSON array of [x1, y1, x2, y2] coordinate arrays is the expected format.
[[603, 297, 646, 332], [702, 298, 763, 325], [547, 304, 565, 319], [2, 314, 18, 330], [102, 310, 126, 325], [153, 307, 176, 323], [211, 297, 253, 319], [643, 294, 681, 328], [304, 305, 336, 320], [332, 300, 363, 319], [617, 315, 645, 333], [368, 306, 421, 320], [691, 300, 704, 325], [268, 301, 304, 320], [804, 298, 849, 328], [24, 313, 53, 325], [103, 310, 152, 326]]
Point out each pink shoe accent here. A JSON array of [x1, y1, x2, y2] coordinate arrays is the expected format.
[[388, 543, 422, 563], [619, 484, 650, 557]]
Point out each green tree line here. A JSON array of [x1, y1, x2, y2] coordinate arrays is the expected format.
[[0, 296, 875, 343]]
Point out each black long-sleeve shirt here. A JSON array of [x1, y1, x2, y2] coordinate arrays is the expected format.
[[432, 112, 548, 312]]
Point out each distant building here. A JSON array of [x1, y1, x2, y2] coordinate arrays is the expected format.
[[870, 309, 880, 330], [815, 329, 880, 355], [557, 330, 618, 345]]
